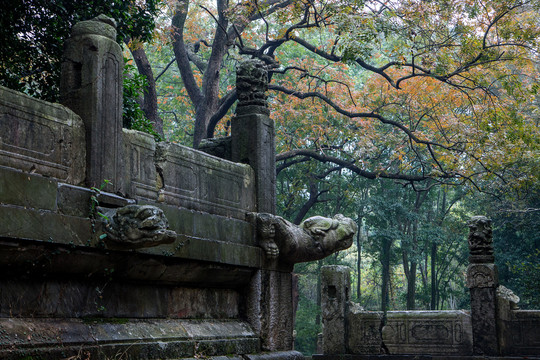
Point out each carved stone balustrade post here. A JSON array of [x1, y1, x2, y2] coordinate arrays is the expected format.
[[466, 216, 500, 356], [60, 15, 124, 193], [231, 59, 275, 214]]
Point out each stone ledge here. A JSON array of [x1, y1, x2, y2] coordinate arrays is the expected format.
[[313, 355, 540, 360], [244, 350, 305, 360], [0, 239, 256, 287], [0, 318, 259, 360]]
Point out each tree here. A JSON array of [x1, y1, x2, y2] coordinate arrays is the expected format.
[[1, 0, 158, 102]]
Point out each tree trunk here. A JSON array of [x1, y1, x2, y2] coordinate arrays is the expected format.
[[381, 237, 392, 312], [430, 241, 437, 309], [406, 261, 417, 309], [356, 216, 362, 301], [128, 42, 163, 137]]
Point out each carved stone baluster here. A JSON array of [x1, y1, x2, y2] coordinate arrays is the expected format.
[[466, 216, 500, 356]]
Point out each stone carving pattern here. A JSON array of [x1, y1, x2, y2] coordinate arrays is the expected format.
[[467, 215, 494, 263], [467, 264, 498, 288], [256, 213, 357, 263], [103, 204, 176, 248], [236, 60, 268, 110]]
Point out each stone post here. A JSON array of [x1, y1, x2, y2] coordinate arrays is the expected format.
[[233, 60, 290, 351], [60, 15, 124, 193], [231, 59, 275, 214], [466, 216, 500, 356], [321, 265, 350, 354]]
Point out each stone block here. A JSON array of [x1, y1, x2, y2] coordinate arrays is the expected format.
[[0, 205, 92, 246], [123, 129, 158, 200], [321, 265, 351, 354], [0, 168, 58, 210], [57, 183, 92, 217], [156, 142, 256, 219], [199, 136, 232, 160], [0, 86, 86, 184]]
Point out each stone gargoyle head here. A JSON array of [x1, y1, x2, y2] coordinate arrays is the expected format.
[[301, 214, 357, 257], [256, 212, 357, 263]]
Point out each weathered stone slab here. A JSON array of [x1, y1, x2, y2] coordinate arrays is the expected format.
[[156, 142, 256, 219], [0, 86, 85, 184], [0, 205, 92, 245], [155, 203, 256, 246], [0, 167, 58, 210], [382, 311, 473, 355], [0, 318, 257, 360], [0, 239, 256, 288], [244, 350, 305, 360], [0, 279, 241, 319], [123, 129, 158, 200], [321, 265, 351, 354], [500, 310, 540, 355], [251, 269, 295, 351], [137, 237, 262, 269], [348, 310, 383, 354], [312, 355, 540, 360]]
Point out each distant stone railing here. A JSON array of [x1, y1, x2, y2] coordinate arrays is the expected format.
[[315, 217, 540, 359]]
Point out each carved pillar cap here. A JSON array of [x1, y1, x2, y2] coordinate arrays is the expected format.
[[467, 263, 499, 288], [236, 59, 269, 115], [467, 215, 494, 263], [71, 14, 117, 40]]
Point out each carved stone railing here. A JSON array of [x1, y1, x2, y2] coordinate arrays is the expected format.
[[314, 217, 540, 360], [0, 15, 326, 360]]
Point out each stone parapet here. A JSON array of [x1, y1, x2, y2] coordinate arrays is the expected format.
[[156, 141, 256, 219], [0, 86, 85, 185]]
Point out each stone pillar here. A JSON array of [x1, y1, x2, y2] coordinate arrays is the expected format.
[[321, 265, 350, 354], [60, 15, 124, 193], [466, 216, 500, 356], [231, 59, 275, 214], [234, 59, 285, 351]]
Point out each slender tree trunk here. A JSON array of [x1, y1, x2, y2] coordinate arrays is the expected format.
[[430, 240, 438, 309], [356, 216, 362, 301], [431, 189, 446, 310], [406, 262, 417, 309], [381, 237, 392, 312], [127, 41, 163, 137]]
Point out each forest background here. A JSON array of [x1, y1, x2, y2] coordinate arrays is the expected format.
[[2, 0, 539, 355]]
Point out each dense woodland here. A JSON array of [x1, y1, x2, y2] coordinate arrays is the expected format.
[[2, 0, 539, 355]]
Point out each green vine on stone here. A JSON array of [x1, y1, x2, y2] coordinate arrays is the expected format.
[[90, 179, 112, 235]]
